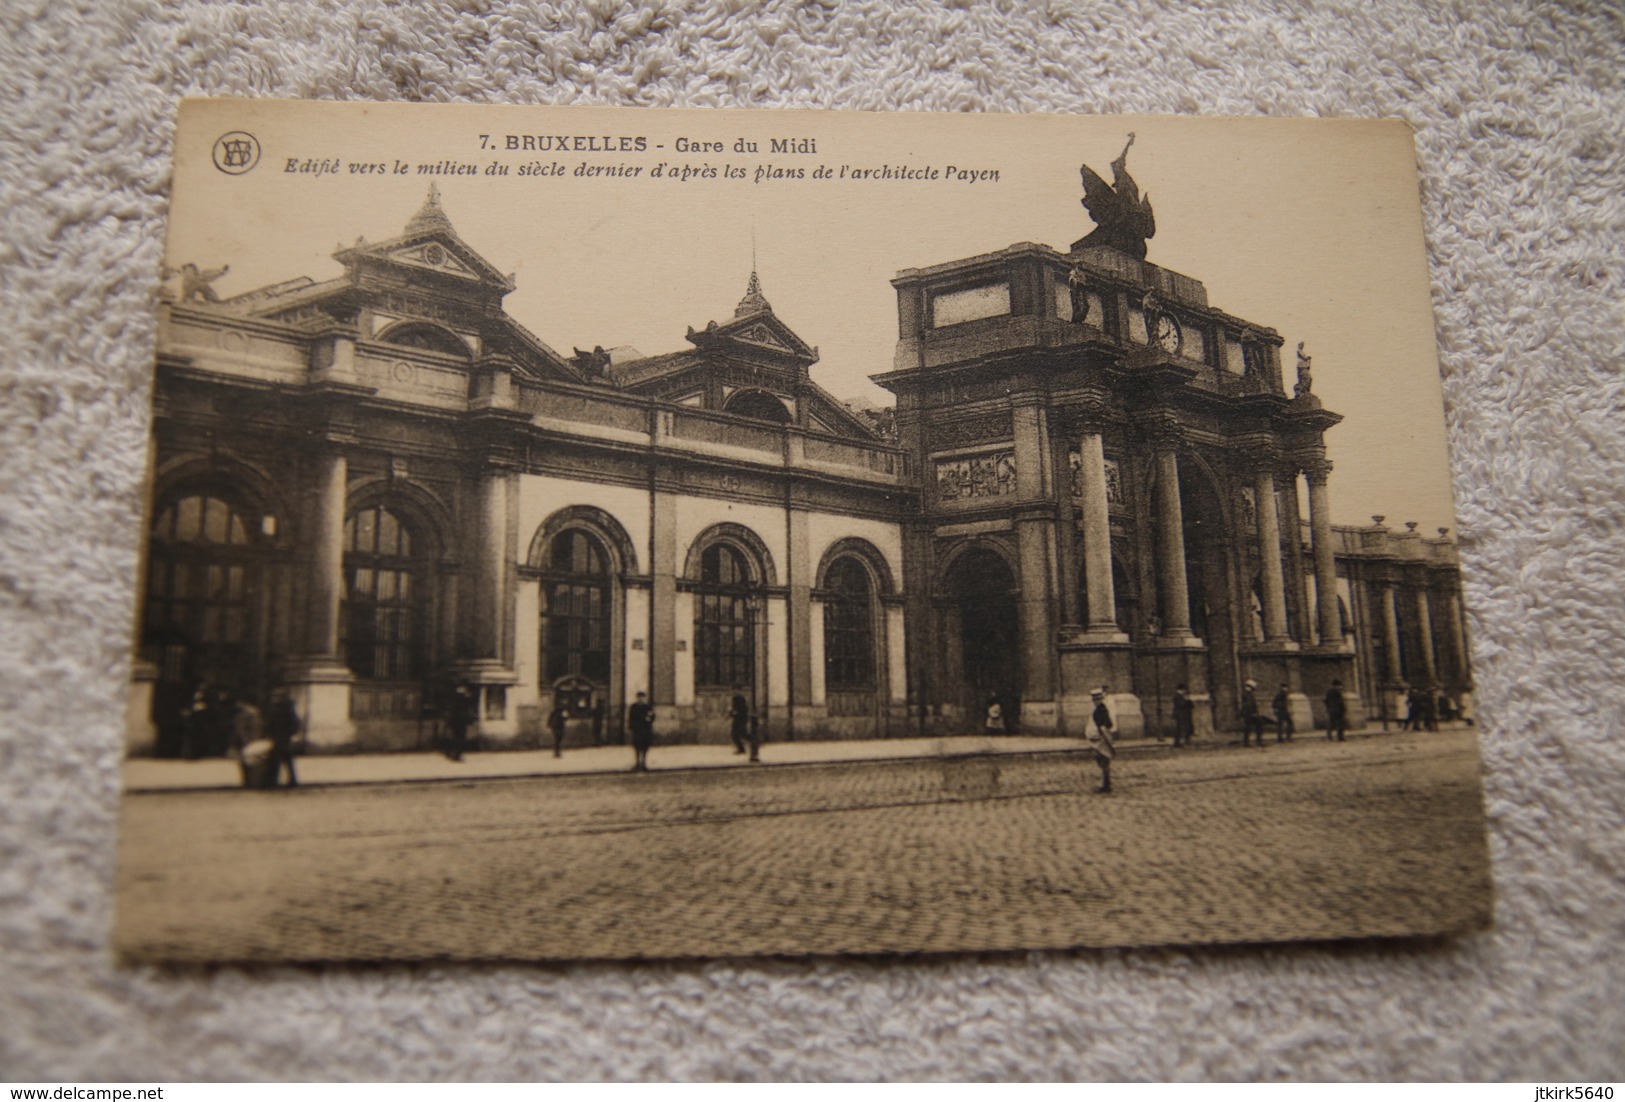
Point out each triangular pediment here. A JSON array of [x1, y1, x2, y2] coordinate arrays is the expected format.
[[687, 310, 818, 366], [332, 189, 516, 294], [385, 239, 482, 281], [335, 229, 515, 293], [734, 320, 794, 353]]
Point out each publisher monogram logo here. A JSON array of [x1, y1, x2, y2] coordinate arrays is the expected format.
[[212, 131, 261, 175]]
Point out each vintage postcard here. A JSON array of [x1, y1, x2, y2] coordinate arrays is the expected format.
[[115, 100, 1491, 962]]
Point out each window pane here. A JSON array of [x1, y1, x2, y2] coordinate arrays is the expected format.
[[378, 509, 399, 556], [176, 496, 202, 542], [202, 498, 229, 544]]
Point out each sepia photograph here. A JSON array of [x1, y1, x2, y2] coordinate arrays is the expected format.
[[114, 100, 1493, 962]]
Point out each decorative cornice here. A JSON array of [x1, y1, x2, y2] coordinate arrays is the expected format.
[[1142, 408, 1183, 451]]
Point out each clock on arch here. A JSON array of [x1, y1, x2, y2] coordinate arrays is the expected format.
[[1151, 312, 1182, 355]]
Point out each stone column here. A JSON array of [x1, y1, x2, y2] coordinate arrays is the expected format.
[[1016, 512, 1057, 712], [1053, 440, 1081, 627], [650, 485, 678, 722], [470, 469, 508, 662], [1305, 460, 1343, 649], [286, 447, 354, 748], [1014, 397, 1057, 729], [306, 449, 348, 658], [1379, 583, 1404, 684], [1443, 589, 1469, 687], [787, 506, 814, 737], [1414, 587, 1438, 687], [1078, 429, 1121, 636], [451, 466, 519, 735], [1253, 465, 1292, 645], [1279, 474, 1312, 645], [1153, 446, 1194, 639]]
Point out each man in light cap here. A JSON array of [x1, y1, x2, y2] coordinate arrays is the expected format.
[[1088, 688, 1115, 793], [1239, 678, 1266, 748]]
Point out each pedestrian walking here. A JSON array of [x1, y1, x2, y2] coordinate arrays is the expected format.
[[1436, 691, 1456, 723], [445, 683, 476, 762], [548, 699, 569, 758], [1088, 689, 1115, 793], [1240, 679, 1267, 747], [1403, 687, 1423, 731], [1272, 683, 1294, 742], [628, 691, 654, 772], [264, 687, 301, 787], [180, 684, 212, 760], [729, 689, 751, 755], [228, 694, 268, 789], [1324, 678, 1347, 742], [1171, 684, 1195, 748]]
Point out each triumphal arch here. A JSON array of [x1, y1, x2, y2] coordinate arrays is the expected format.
[[878, 137, 1361, 737]]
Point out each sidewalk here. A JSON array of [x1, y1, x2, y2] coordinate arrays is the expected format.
[[122, 732, 1120, 792], [122, 723, 1460, 793]]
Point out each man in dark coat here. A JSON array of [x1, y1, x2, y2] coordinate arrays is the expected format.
[[1403, 687, 1423, 731], [1272, 683, 1294, 743], [548, 700, 569, 758], [628, 691, 654, 772], [730, 689, 757, 761], [264, 688, 301, 787], [445, 684, 477, 762], [1171, 683, 1195, 748], [1324, 678, 1348, 742], [1240, 679, 1266, 748]]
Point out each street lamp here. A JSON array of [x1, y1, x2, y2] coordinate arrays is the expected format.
[[1146, 615, 1163, 741]]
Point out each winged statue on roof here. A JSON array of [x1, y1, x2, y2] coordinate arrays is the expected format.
[[1075, 133, 1156, 259]]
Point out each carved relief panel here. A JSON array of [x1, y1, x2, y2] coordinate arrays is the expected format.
[[1067, 450, 1124, 505], [935, 452, 1016, 503]]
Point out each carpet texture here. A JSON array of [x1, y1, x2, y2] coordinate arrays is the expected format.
[[2, 0, 1622, 1082]]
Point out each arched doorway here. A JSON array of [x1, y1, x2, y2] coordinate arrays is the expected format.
[[342, 502, 436, 728], [944, 546, 1021, 730], [541, 527, 615, 744], [140, 487, 278, 757], [684, 523, 776, 742]]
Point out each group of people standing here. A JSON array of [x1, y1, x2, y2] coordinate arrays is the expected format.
[[1237, 679, 1298, 747], [1401, 687, 1461, 731], [162, 684, 304, 789], [1236, 678, 1352, 745]]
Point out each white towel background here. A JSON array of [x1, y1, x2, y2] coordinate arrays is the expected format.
[[1, 0, 1622, 1081]]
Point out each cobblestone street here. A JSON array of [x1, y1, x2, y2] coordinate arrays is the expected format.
[[115, 730, 1493, 962]]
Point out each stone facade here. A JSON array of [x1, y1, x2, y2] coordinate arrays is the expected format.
[[126, 190, 1470, 755]]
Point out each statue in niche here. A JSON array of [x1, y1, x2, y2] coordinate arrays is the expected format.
[[1075, 133, 1157, 260], [1067, 264, 1089, 322], [1239, 485, 1257, 528], [1294, 341, 1314, 397], [1103, 458, 1123, 505]]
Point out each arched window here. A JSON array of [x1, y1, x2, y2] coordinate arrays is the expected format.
[[343, 505, 426, 682], [542, 529, 613, 686], [696, 543, 755, 689], [378, 322, 468, 357], [823, 557, 875, 691], [143, 492, 268, 696], [723, 389, 792, 424]]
